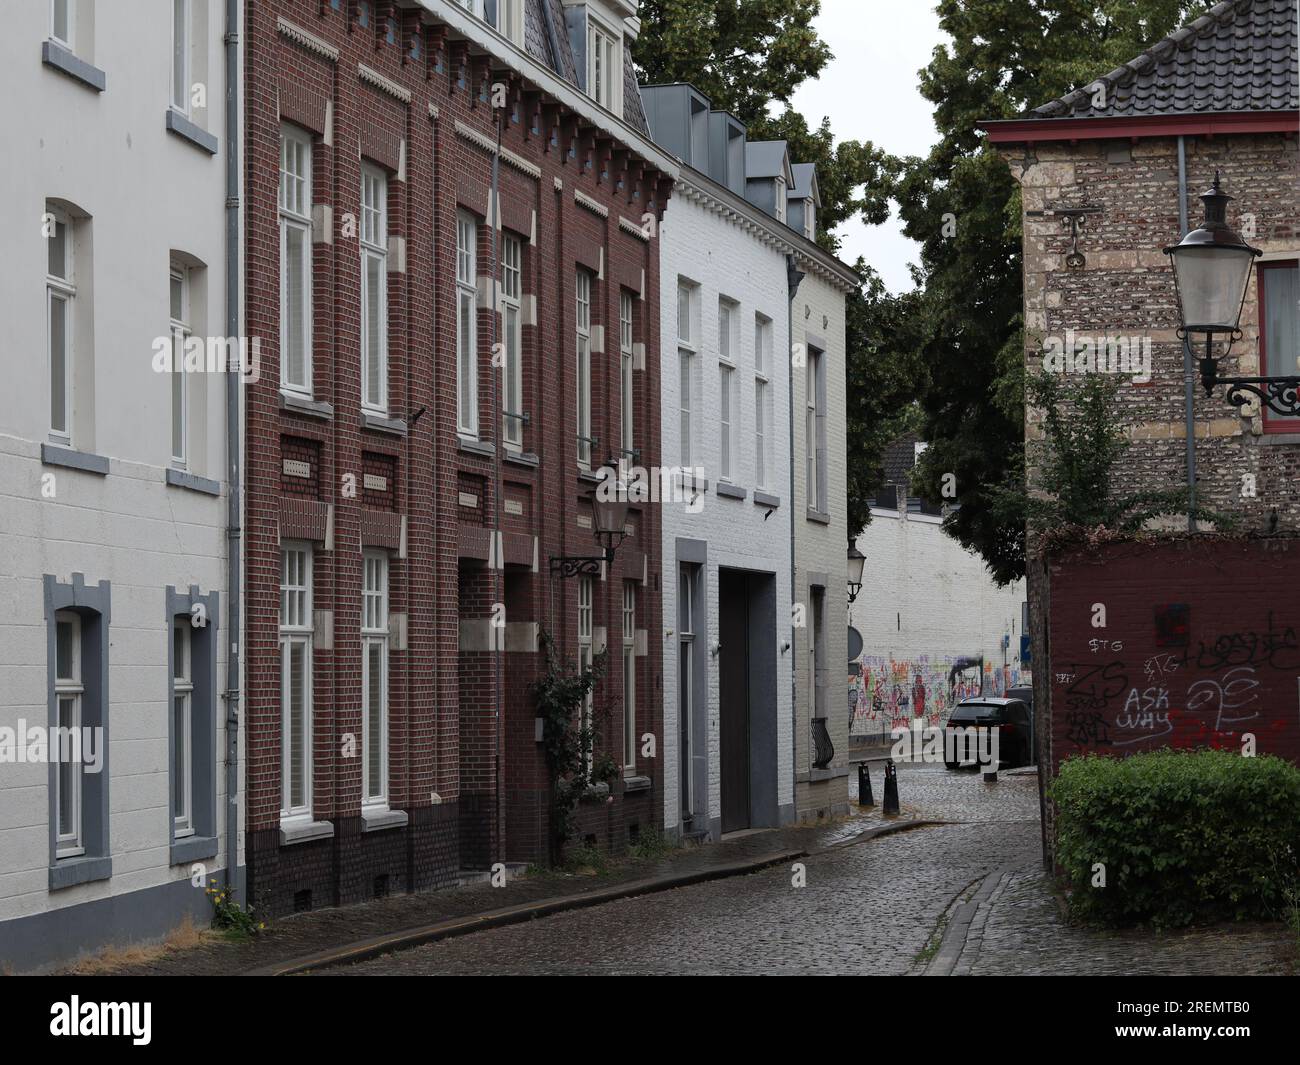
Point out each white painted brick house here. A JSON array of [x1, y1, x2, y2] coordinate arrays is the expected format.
[[645, 84, 858, 838], [0, 0, 241, 971]]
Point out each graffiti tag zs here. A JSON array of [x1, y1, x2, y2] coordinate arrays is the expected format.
[[1062, 661, 1128, 710]]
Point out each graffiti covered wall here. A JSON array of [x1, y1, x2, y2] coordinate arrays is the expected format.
[[1048, 537, 1300, 774], [847, 503, 1029, 737], [849, 655, 1027, 734]]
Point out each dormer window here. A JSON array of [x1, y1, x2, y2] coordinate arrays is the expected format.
[[774, 175, 787, 223], [456, 0, 524, 47], [803, 205, 815, 241], [587, 16, 621, 113]]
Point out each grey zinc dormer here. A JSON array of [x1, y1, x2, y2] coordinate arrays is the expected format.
[[708, 111, 747, 195], [788, 162, 821, 240], [744, 140, 793, 222], [641, 82, 712, 167]]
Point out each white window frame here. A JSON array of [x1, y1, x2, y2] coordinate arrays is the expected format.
[[677, 281, 696, 467], [493, 0, 523, 44], [775, 175, 787, 223], [360, 164, 388, 414], [280, 544, 314, 821], [578, 575, 594, 774], [586, 15, 621, 113], [280, 125, 313, 397], [170, 263, 190, 468], [46, 205, 74, 445], [54, 611, 83, 858], [173, 619, 194, 837], [172, 0, 191, 115], [755, 315, 772, 490], [623, 582, 636, 771], [719, 363, 735, 481], [50, 0, 73, 48], [575, 269, 593, 469], [456, 211, 479, 437], [807, 347, 825, 512], [362, 551, 389, 808], [501, 234, 523, 450], [620, 290, 634, 459]]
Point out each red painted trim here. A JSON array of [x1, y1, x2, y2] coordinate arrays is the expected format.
[[1259, 259, 1300, 433], [981, 110, 1299, 144]]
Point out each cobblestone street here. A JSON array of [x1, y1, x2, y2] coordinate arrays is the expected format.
[[319, 763, 1297, 976]]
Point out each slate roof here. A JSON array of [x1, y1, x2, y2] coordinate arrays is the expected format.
[[621, 39, 650, 134], [789, 162, 819, 204], [524, 0, 579, 86], [520, 0, 650, 135], [1030, 0, 1298, 119], [745, 140, 792, 180]]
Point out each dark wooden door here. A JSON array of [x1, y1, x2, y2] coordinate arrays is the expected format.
[[719, 570, 750, 833]]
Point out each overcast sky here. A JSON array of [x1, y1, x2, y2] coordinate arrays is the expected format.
[[789, 0, 947, 293]]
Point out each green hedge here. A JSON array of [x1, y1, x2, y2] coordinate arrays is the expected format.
[[1050, 749, 1300, 927]]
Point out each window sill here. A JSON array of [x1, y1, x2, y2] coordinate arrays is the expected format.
[[279, 391, 334, 420], [578, 467, 602, 484], [806, 507, 831, 525], [49, 854, 113, 891], [754, 490, 781, 509], [42, 40, 106, 92], [166, 468, 221, 497], [361, 411, 408, 437], [580, 782, 611, 803], [361, 807, 409, 833], [503, 449, 540, 468], [716, 481, 747, 501], [458, 436, 495, 459], [42, 443, 109, 476], [165, 108, 219, 155], [279, 819, 334, 846], [622, 774, 652, 793], [1257, 431, 1300, 445], [170, 834, 218, 865], [796, 766, 849, 784]]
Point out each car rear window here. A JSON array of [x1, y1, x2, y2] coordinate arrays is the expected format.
[[948, 703, 1002, 723]]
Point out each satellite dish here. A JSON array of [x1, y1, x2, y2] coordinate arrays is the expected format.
[[847, 626, 863, 664]]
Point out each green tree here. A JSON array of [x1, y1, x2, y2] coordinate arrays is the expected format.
[[845, 261, 925, 538], [998, 372, 1232, 544], [634, 0, 830, 126], [899, 0, 1213, 584], [633, 0, 895, 250]]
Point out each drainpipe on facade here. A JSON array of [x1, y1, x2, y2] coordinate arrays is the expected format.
[[491, 109, 505, 861], [223, 0, 242, 901], [785, 254, 804, 818], [1177, 135, 1197, 532]]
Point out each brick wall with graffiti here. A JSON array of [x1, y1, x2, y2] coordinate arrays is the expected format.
[[1048, 537, 1300, 775], [849, 654, 1028, 735]]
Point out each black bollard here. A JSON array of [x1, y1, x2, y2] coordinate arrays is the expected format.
[[883, 758, 900, 815], [857, 763, 874, 807]]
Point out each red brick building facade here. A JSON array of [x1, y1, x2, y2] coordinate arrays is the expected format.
[[244, 0, 673, 916]]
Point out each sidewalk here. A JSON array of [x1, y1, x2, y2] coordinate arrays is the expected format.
[[65, 801, 928, 976]]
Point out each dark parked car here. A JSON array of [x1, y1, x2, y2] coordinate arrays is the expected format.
[[944, 697, 1033, 769]]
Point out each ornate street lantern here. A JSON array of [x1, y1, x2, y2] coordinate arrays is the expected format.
[[847, 542, 865, 605], [550, 459, 629, 578], [1164, 173, 1299, 415]]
